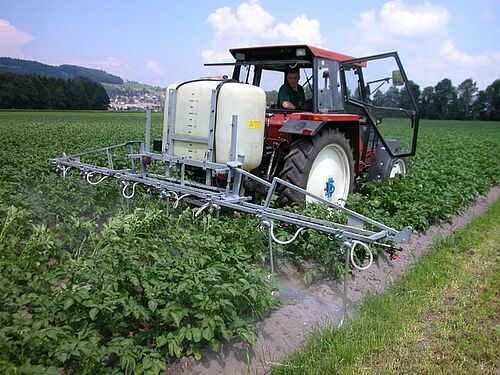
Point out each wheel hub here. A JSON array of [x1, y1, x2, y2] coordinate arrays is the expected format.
[[324, 177, 335, 198], [307, 144, 350, 204]]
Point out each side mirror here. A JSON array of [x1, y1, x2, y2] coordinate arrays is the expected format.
[[365, 84, 371, 96], [392, 70, 404, 86]]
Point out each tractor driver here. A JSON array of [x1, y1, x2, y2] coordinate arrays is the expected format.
[[278, 68, 305, 109]]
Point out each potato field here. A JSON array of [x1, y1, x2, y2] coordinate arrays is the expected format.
[[0, 111, 499, 374]]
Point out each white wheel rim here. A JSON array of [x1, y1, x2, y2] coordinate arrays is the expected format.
[[306, 144, 350, 204], [389, 159, 407, 178]]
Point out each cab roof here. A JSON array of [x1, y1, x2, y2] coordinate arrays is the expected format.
[[229, 45, 357, 63]]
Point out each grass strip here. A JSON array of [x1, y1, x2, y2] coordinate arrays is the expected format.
[[272, 199, 500, 375]]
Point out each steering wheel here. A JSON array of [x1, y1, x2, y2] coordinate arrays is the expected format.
[[297, 98, 313, 111]]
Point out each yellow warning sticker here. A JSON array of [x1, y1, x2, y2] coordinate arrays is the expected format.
[[248, 119, 261, 129]]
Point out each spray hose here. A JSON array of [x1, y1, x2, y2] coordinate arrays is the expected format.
[[122, 181, 139, 199], [349, 240, 374, 271], [268, 220, 305, 245], [86, 172, 109, 185], [173, 194, 190, 209]]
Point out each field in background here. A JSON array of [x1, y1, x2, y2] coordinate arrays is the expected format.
[[0, 111, 499, 373]]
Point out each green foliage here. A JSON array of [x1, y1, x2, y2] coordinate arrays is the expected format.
[[373, 77, 500, 121], [269, 119, 500, 280], [0, 73, 109, 110], [349, 119, 500, 231], [265, 90, 278, 106], [0, 111, 277, 373], [0, 205, 277, 373], [0, 112, 499, 373], [274, 202, 349, 280]]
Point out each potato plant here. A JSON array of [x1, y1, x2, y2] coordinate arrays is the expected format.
[[285, 120, 500, 278], [0, 112, 499, 373]]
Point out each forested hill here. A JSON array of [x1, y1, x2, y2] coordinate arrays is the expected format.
[[0, 57, 123, 84]]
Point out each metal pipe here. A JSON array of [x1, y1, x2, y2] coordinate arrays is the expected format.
[[145, 109, 151, 153], [339, 241, 351, 327], [268, 225, 274, 273]]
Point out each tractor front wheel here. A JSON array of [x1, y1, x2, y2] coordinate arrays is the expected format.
[[278, 128, 354, 206], [389, 157, 408, 178]]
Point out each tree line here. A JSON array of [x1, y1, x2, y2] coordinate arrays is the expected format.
[[373, 78, 500, 121], [0, 73, 109, 110]]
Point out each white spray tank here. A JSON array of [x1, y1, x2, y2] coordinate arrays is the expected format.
[[162, 80, 266, 170]]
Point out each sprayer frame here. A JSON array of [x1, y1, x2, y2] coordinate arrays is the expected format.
[[50, 109, 412, 324]]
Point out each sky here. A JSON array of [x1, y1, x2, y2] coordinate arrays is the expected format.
[[1, 0, 499, 89]]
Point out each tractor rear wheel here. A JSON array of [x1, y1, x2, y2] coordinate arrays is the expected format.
[[278, 127, 354, 206]]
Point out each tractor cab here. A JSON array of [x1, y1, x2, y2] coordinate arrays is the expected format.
[[224, 45, 418, 153], [206, 45, 419, 204], [228, 45, 352, 113]]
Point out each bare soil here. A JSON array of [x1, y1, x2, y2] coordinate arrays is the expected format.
[[165, 186, 500, 375]]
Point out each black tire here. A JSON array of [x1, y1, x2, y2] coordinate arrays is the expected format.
[[367, 141, 408, 181], [277, 127, 354, 206]]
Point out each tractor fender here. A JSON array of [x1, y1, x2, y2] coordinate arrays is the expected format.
[[278, 119, 326, 136], [367, 140, 403, 181]]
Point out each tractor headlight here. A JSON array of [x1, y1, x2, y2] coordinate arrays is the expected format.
[[296, 48, 307, 57]]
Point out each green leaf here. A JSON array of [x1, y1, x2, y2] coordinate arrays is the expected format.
[[148, 299, 158, 313], [238, 329, 257, 346], [168, 340, 183, 358], [156, 335, 169, 348], [63, 297, 74, 310], [220, 325, 233, 341], [248, 288, 257, 301], [120, 355, 136, 375], [202, 326, 214, 341], [170, 309, 186, 326], [185, 326, 193, 341], [193, 348, 202, 361], [192, 327, 202, 343], [89, 307, 99, 320], [141, 355, 153, 370], [209, 338, 221, 352]]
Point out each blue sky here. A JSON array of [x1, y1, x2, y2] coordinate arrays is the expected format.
[[1, 0, 499, 89]]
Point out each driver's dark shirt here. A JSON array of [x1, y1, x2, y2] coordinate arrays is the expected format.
[[278, 83, 305, 108]]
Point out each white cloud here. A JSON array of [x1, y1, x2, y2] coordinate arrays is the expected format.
[[353, 10, 390, 50], [379, 0, 449, 37], [352, 1, 449, 55], [406, 42, 500, 89], [0, 19, 33, 57], [268, 15, 324, 45], [491, 51, 500, 63], [70, 56, 136, 76], [348, 2, 500, 89], [438, 39, 490, 67], [94, 56, 130, 69], [202, 0, 325, 62], [201, 49, 232, 63], [66, 56, 170, 86], [145, 60, 167, 77]]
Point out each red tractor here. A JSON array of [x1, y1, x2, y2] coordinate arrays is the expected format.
[[51, 44, 418, 250], [206, 45, 419, 205]]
